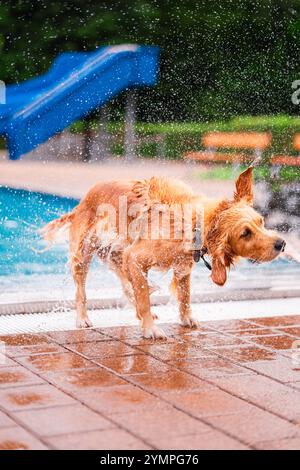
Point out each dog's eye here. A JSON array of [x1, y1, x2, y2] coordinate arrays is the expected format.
[[240, 228, 252, 238]]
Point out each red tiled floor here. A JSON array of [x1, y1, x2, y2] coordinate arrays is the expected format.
[[127, 370, 213, 395], [112, 406, 211, 442], [66, 340, 137, 359], [16, 352, 93, 373], [0, 355, 18, 367], [0, 427, 48, 449], [254, 436, 300, 450], [78, 384, 163, 415], [4, 343, 66, 358], [209, 374, 300, 422], [136, 341, 214, 362], [98, 354, 171, 375], [126, 336, 179, 347], [0, 410, 16, 428], [277, 326, 300, 338], [0, 334, 54, 358], [245, 334, 296, 351], [179, 331, 244, 348], [45, 329, 107, 344], [46, 428, 151, 450], [0, 383, 76, 411], [245, 357, 300, 384], [208, 344, 276, 363], [249, 315, 300, 328], [171, 357, 253, 380], [1, 314, 300, 450], [206, 409, 300, 445], [0, 366, 44, 389], [0, 333, 50, 347], [47, 367, 126, 392], [226, 327, 279, 337], [164, 389, 254, 417], [156, 432, 249, 450], [204, 319, 257, 332], [14, 404, 113, 437], [290, 381, 300, 391], [97, 325, 146, 341], [103, 323, 211, 342]]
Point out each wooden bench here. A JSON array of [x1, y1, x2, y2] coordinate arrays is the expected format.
[[293, 133, 300, 154], [271, 134, 300, 167], [271, 156, 300, 167], [184, 131, 272, 164]]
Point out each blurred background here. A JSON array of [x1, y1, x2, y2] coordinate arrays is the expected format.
[[1, 1, 300, 220], [1, 0, 299, 120], [1, 1, 300, 155]]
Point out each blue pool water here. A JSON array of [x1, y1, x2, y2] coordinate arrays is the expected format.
[[0, 186, 78, 276]]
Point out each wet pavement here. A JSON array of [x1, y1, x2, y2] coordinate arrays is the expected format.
[[0, 314, 300, 450]]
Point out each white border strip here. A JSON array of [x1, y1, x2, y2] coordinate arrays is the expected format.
[[0, 297, 300, 335]]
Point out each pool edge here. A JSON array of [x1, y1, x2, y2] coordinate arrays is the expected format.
[[1, 288, 300, 316]]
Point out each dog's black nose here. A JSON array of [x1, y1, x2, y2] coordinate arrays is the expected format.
[[274, 238, 286, 252]]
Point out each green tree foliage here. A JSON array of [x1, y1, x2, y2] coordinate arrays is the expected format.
[[0, 0, 299, 121]]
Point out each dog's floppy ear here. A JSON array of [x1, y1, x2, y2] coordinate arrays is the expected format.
[[211, 254, 227, 286], [234, 167, 253, 205], [206, 220, 229, 286]]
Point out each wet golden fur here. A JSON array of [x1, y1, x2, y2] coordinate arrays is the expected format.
[[42, 167, 285, 339]]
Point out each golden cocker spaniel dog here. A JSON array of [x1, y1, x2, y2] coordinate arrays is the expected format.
[[42, 167, 285, 339]]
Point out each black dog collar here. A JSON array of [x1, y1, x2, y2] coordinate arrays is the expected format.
[[193, 225, 212, 271]]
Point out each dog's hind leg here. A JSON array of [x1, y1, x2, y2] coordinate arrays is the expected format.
[[70, 225, 95, 328], [72, 254, 93, 328]]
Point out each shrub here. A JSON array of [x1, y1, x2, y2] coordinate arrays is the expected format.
[[102, 115, 300, 160]]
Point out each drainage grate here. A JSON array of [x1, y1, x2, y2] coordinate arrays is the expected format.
[[0, 308, 138, 335], [0, 298, 299, 335]]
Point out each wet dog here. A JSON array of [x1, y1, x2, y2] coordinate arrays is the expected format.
[[42, 167, 285, 339]]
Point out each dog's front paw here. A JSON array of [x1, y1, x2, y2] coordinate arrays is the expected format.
[[142, 325, 167, 340], [76, 317, 93, 328], [180, 316, 200, 328]]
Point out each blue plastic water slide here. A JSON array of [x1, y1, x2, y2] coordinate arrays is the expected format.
[[0, 45, 159, 160]]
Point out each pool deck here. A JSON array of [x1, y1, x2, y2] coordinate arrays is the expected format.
[[0, 158, 233, 199], [0, 314, 300, 450]]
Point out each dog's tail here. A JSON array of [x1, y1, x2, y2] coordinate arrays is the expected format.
[[40, 212, 75, 243]]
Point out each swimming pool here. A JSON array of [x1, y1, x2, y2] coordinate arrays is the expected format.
[[0, 186, 125, 304], [1, 186, 300, 305], [0, 186, 78, 276]]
